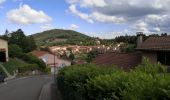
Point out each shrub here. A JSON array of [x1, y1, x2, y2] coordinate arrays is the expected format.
[[18, 64, 38, 73], [17, 53, 46, 71], [57, 64, 120, 100], [8, 44, 46, 71], [8, 44, 23, 58], [57, 59, 170, 100]]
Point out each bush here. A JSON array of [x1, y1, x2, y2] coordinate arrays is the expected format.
[[8, 44, 46, 71], [17, 53, 46, 71], [57, 64, 121, 100], [57, 60, 170, 100], [8, 44, 23, 58], [18, 64, 38, 73]]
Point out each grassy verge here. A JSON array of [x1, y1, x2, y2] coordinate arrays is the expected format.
[[2, 58, 28, 75]]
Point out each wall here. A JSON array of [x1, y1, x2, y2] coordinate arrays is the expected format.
[[39, 53, 71, 73], [0, 39, 8, 62], [142, 51, 157, 64]]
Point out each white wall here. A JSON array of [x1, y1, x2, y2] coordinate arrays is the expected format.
[[0, 39, 8, 62]]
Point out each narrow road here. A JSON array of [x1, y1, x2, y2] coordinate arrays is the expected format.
[[0, 75, 52, 100]]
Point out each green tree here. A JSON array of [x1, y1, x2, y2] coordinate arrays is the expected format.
[[86, 51, 99, 63], [69, 53, 75, 60], [8, 44, 23, 58], [8, 29, 37, 52]]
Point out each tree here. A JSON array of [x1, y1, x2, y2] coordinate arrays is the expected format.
[[8, 44, 23, 58], [8, 29, 37, 53], [86, 51, 99, 63], [69, 53, 75, 60]]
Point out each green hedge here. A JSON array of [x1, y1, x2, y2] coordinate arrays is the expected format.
[[18, 64, 38, 73], [57, 60, 170, 100], [57, 64, 121, 100], [9, 44, 46, 71], [2, 59, 40, 75]]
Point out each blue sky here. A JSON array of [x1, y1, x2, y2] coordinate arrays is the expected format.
[[0, 0, 170, 38]]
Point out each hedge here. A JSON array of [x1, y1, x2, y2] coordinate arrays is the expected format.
[[57, 60, 170, 100], [57, 64, 122, 100]]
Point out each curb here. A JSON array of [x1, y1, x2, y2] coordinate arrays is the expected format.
[[4, 76, 16, 81], [39, 82, 52, 100]]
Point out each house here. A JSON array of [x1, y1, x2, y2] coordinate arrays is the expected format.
[[92, 52, 142, 70], [31, 50, 71, 73], [0, 38, 8, 62], [136, 35, 170, 66]]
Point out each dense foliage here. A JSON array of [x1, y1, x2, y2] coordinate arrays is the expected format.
[[9, 44, 46, 71], [86, 51, 100, 63], [57, 60, 170, 100], [120, 44, 136, 53], [2, 59, 38, 75], [32, 29, 97, 46], [2, 29, 37, 53]]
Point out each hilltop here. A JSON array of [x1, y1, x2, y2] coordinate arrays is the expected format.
[[32, 29, 96, 46]]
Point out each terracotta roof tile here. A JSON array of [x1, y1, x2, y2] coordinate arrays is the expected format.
[[31, 50, 48, 57], [92, 52, 142, 70], [137, 36, 170, 51]]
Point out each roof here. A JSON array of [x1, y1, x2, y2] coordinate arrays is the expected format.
[[137, 36, 170, 51], [0, 38, 7, 42], [0, 49, 6, 52], [92, 52, 142, 70], [31, 50, 49, 57]]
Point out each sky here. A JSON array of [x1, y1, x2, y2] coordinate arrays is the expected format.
[[0, 0, 170, 39]]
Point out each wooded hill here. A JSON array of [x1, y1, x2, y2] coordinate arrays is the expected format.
[[32, 29, 97, 46]]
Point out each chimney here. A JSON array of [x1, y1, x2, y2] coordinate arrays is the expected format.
[[137, 32, 143, 46]]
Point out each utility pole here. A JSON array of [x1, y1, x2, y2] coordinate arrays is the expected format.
[[53, 53, 56, 82]]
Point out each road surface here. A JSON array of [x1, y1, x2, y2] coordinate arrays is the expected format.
[[0, 75, 52, 100]]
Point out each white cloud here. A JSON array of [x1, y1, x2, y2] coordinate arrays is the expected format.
[[91, 12, 126, 23], [69, 5, 94, 23], [80, 0, 107, 7], [0, 0, 5, 4], [66, 0, 170, 32], [153, 27, 161, 32], [70, 24, 79, 30], [40, 24, 54, 31], [131, 21, 150, 33], [7, 4, 52, 25]]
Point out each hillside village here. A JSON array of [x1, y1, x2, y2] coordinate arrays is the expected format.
[[1, 1, 170, 100], [0, 29, 170, 75], [0, 29, 170, 100]]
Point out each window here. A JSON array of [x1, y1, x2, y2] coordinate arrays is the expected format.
[[0, 52, 6, 62], [157, 51, 170, 65]]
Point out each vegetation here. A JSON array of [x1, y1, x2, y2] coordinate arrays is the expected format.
[[2, 59, 37, 75], [3, 29, 37, 53], [2, 31, 47, 73], [57, 59, 170, 100], [86, 51, 100, 63], [8, 43, 46, 71], [120, 44, 136, 53], [32, 29, 97, 46]]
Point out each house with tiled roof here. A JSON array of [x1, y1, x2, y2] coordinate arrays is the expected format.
[[0, 38, 8, 62], [136, 35, 170, 66], [31, 50, 71, 73], [93, 34, 170, 70], [92, 52, 142, 70]]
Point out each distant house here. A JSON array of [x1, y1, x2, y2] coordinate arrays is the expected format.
[[0, 38, 8, 62], [92, 52, 142, 70], [31, 50, 71, 73], [137, 35, 170, 66], [93, 34, 170, 70]]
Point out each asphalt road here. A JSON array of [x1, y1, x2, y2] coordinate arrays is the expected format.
[[0, 75, 52, 100]]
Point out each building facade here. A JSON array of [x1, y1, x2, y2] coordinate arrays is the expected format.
[[0, 39, 8, 62], [137, 36, 170, 66], [31, 50, 71, 73]]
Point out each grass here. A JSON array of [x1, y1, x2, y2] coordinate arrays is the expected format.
[[2, 58, 28, 75]]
